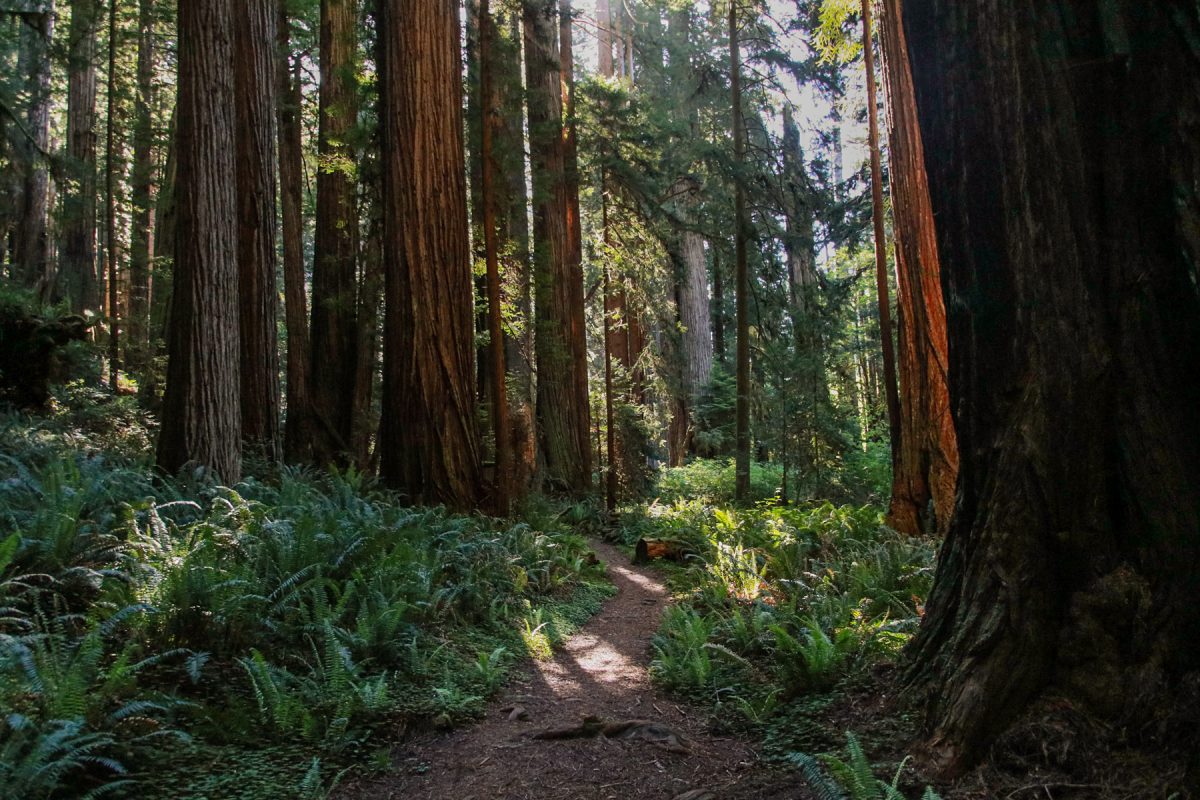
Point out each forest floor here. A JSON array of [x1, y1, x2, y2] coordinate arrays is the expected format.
[[337, 540, 804, 800]]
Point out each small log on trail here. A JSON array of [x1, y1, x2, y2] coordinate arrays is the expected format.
[[533, 715, 690, 754], [633, 538, 691, 564]]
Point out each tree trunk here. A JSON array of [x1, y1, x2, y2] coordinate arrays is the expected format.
[[127, 0, 155, 375], [277, 4, 313, 464], [233, 0, 281, 460], [157, 0, 240, 483], [378, 0, 482, 510], [104, 0, 120, 387], [480, 0, 512, 515], [862, 0, 902, 475], [13, 5, 54, 295], [310, 0, 359, 465], [595, 0, 612, 77], [876, 0, 956, 537], [62, 0, 100, 314], [523, 0, 591, 492], [904, 0, 1200, 776], [730, 1, 750, 503]]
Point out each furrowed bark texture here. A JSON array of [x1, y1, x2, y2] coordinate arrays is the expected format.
[[277, 6, 313, 464], [379, 0, 482, 510], [128, 0, 155, 373], [730, 1, 750, 503], [62, 0, 99, 314], [310, 0, 359, 465], [496, 9, 536, 498], [878, 0, 957, 537], [523, 0, 591, 492], [14, 6, 54, 293], [904, 0, 1200, 775], [234, 0, 282, 459], [157, 0, 241, 483]]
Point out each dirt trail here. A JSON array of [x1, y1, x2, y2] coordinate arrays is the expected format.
[[340, 540, 797, 800]]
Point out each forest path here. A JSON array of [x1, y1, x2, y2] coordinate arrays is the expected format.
[[339, 539, 797, 800]]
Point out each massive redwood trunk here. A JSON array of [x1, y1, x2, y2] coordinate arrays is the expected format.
[[877, 0, 957, 537], [233, 0, 282, 459], [523, 0, 591, 492], [157, 0, 241, 484], [310, 0, 359, 465], [378, 0, 482, 510], [904, 0, 1200, 775]]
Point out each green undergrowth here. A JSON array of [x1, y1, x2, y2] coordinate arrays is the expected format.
[[619, 464, 939, 798], [0, 401, 613, 799]]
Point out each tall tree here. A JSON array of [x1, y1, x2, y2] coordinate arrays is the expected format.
[[861, 0, 902, 478], [904, 0, 1200, 774], [730, 0, 751, 503], [479, 0, 512, 514], [378, 0, 482, 509], [127, 0, 156, 374], [523, 0, 591, 492], [877, 0, 956, 536], [276, 2, 312, 463], [233, 0, 281, 458], [157, 0, 240, 483], [62, 0, 100, 314], [310, 0, 359, 465], [12, 3, 54, 293], [104, 0, 119, 388]]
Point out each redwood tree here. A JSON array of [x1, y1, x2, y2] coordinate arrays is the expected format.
[[523, 0, 591, 492], [877, 0, 957, 536], [310, 0, 359, 465], [378, 0, 482, 509], [13, 4, 54, 294], [233, 0, 281, 459], [277, 2, 312, 463], [904, 0, 1200, 774], [157, 0, 240, 483], [62, 0, 100, 314]]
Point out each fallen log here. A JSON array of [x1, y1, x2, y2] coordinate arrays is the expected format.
[[633, 538, 691, 564]]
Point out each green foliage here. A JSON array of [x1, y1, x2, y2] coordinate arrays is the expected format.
[[656, 459, 784, 505], [790, 731, 943, 800], [0, 407, 613, 798], [627, 498, 933, 734]]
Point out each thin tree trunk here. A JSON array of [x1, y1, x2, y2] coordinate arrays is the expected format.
[[480, 0, 512, 514], [105, 0, 119, 387], [730, 0, 751, 503], [277, 4, 312, 464], [127, 0, 155, 375], [595, 0, 612, 77], [157, 0, 240, 483], [862, 0, 902, 469], [712, 244, 725, 363], [496, 8, 536, 497], [378, 0, 482, 510], [310, 0, 359, 465], [62, 0, 100, 314], [234, 0, 281, 459], [877, 0, 957, 536]]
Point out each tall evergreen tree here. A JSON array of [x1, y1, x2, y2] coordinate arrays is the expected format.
[[62, 0, 100, 314], [157, 0, 240, 483], [523, 0, 591, 492], [905, 0, 1200, 773], [378, 0, 482, 509], [310, 0, 359, 465], [233, 0, 281, 459]]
